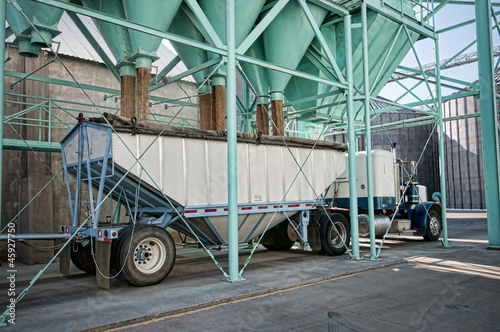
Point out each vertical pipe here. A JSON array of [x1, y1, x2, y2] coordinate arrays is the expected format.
[[0, 0, 6, 227], [345, 14, 360, 260], [361, 3, 377, 260], [476, 0, 500, 248], [226, 0, 242, 281], [435, 35, 450, 247]]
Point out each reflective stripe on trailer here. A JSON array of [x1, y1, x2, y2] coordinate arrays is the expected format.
[[183, 202, 316, 217]]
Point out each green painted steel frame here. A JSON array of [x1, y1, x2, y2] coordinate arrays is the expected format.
[[476, 0, 500, 249], [3, 0, 498, 277]]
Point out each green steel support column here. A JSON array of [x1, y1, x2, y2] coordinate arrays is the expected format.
[[361, 3, 377, 260], [435, 35, 450, 248], [345, 14, 360, 260], [226, 0, 243, 281], [476, 0, 500, 248], [0, 0, 6, 228]]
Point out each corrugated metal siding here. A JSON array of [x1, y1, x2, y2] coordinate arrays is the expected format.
[[443, 96, 486, 210]]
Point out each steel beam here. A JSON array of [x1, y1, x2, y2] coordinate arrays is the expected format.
[[345, 14, 360, 260], [435, 35, 450, 248], [476, 0, 500, 248], [226, 0, 243, 282], [4, 70, 198, 107], [237, 0, 290, 55], [299, 0, 346, 84], [3, 139, 61, 152], [151, 55, 181, 85], [361, 3, 377, 260]]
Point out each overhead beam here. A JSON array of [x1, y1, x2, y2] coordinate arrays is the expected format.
[[3, 139, 62, 153], [4, 70, 198, 107]]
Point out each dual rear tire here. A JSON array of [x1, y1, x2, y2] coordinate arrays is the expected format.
[[317, 213, 350, 256], [112, 225, 176, 286]]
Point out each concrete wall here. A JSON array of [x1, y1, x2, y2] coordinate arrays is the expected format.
[[2, 47, 198, 264]]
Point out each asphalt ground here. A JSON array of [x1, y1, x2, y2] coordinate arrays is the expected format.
[[0, 210, 497, 331]]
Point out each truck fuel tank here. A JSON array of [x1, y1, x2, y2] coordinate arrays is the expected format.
[[358, 213, 391, 238]]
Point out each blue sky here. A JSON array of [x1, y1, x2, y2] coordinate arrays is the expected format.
[[380, 2, 500, 103]]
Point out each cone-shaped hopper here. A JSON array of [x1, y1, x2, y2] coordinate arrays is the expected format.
[[80, 0, 132, 65], [168, 7, 213, 129], [287, 0, 419, 124], [263, 1, 327, 100], [199, 0, 266, 51], [240, 37, 270, 135], [241, 36, 269, 100], [121, 0, 183, 121], [168, 7, 210, 86], [263, 1, 327, 134], [6, 0, 69, 56], [284, 39, 322, 111], [80, 0, 135, 118], [197, 0, 266, 130], [122, 0, 182, 68]]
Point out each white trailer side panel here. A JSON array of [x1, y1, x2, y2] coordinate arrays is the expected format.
[[112, 133, 346, 207]]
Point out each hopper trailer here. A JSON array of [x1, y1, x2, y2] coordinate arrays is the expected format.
[[59, 114, 441, 287]]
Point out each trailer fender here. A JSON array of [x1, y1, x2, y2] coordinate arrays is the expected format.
[[411, 202, 441, 230]]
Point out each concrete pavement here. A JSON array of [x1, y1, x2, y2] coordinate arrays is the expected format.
[[0, 211, 498, 331]]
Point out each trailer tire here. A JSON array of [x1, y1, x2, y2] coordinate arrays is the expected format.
[[319, 213, 350, 256], [111, 224, 145, 279], [423, 209, 442, 242], [118, 225, 176, 286], [70, 243, 96, 275], [261, 222, 296, 251]]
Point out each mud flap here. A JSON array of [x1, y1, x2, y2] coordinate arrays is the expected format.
[[308, 221, 321, 251], [59, 244, 71, 276], [95, 241, 112, 290]]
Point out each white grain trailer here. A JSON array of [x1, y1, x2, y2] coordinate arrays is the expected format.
[[59, 114, 348, 287]]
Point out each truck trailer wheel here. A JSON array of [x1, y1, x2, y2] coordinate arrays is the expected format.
[[70, 243, 96, 275], [423, 209, 442, 242], [319, 213, 350, 256], [111, 224, 145, 279], [117, 225, 176, 286]]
